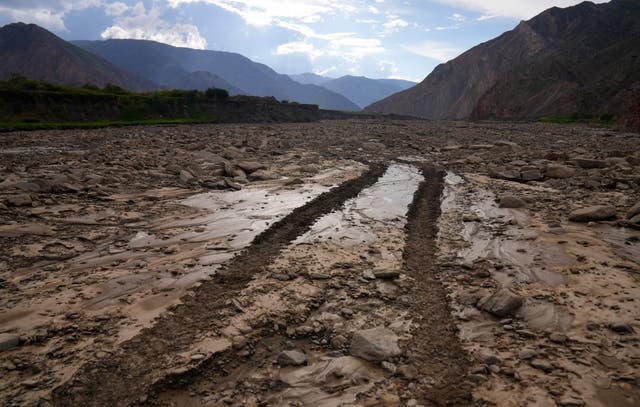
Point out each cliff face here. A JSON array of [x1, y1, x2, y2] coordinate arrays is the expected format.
[[365, 0, 640, 120], [0, 23, 155, 91]]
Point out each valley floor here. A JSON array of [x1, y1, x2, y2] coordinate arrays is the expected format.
[[0, 120, 639, 406]]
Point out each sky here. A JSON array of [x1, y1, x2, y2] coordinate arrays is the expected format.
[[0, 0, 610, 82]]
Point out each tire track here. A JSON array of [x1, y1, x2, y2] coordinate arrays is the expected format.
[[52, 164, 386, 406]]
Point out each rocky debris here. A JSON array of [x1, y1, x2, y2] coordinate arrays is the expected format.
[[277, 350, 308, 366], [0, 333, 20, 352], [6, 193, 32, 207], [545, 164, 575, 179], [477, 289, 523, 318], [530, 359, 553, 373], [568, 205, 617, 222], [573, 158, 607, 169], [628, 203, 640, 219], [498, 196, 526, 208], [350, 327, 401, 361], [489, 166, 543, 182]]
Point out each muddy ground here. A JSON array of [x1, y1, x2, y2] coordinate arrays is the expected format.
[[0, 120, 639, 407]]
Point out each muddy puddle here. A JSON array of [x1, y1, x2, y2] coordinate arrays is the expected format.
[[157, 163, 425, 406]]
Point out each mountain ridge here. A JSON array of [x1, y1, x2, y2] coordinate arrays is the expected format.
[[365, 0, 640, 121]]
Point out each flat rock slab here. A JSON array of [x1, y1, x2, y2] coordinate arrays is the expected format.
[[478, 288, 523, 318], [569, 205, 617, 222], [545, 164, 576, 179], [0, 333, 20, 352], [350, 327, 401, 361]]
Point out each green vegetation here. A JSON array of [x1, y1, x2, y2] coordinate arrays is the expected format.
[[0, 76, 229, 130]]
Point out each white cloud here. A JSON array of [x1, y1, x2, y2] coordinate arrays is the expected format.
[[449, 13, 465, 23], [276, 40, 321, 59], [101, 2, 207, 49], [402, 41, 463, 62], [315, 65, 336, 76], [168, 0, 356, 27], [382, 18, 409, 33], [104, 1, 129, 16], [0, 0, 101, 31], [431, 0, 610, 20], [378, 59, 398, 76]]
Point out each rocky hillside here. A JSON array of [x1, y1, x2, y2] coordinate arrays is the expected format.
[[366, 0, 640, 120], [74, 39, 360, 111], [0, 23, 155, 91]]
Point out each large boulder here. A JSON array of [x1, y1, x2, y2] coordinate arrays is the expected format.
[[477, 288, 523, 318], [350, 327, 401, 361], [569, 206, 617, 222]]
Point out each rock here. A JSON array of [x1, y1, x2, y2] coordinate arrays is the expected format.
[[573, 158, 607, 169], [330, 335, 348, 349], [477, 288, 523, 318], [362, 270, 376, 280], [609, 323, 635, 334], [558, 398, 585, 407], [629, 214, 640, 226], [489, 167, 520, 181], [530, 359, 553, 373], [236, 161, 266, 174], [498, 196, 526, 208], [225, 180, 243, 190], [545, 164, 576, 179], [0, 333, 20, 352], [224, 162, 246, 179], [569, 206, 617, 222], [248, 170, 278, 181], [628, 203, 640, 219], [350, 327, 401, 361], [373, 270, 400, 280], [6, 194, 32, 207], [520, 169, 543, 182], [549, 333, 568, 343], [179, 170, 196, 183], [277, 350, 308, 366], [518, 349, 537, 360]]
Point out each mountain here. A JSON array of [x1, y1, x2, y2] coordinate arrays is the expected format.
[[366, 0, 640, 120], [290, 73, 416, 108], [74, 39, 360, 111], [0, 23, 154, 91], [322, 75, 416, 109], [288, 73, 330, 86]]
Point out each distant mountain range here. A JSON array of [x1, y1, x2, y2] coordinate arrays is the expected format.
[[289, 74, 415, 109], [366, 0, 640, 121], [0, 23, 154, 91]]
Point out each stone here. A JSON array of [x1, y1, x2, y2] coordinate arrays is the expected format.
[[498, 196, 526, 208], [179, 170, 196, 184], [248, 170, 278, 181], [330, 335, 348, 349], [6, 194, 32, 207], [489, 168, 520, 181], [628, 203, 640, 219], [225, 180, 243, 190], [569, 206, 617, 222], [0, 333, 20, 352], [373, 270, 400, 280], [573, 158, 607, 169], [609, 323, 635, 334], [350, 327, 401, 361], [530, 359, 553, 373], [545, 164, 576, 179], [277, 350, 308, 366], [629, 214, 640, 226], [236, 161, 266, 174], [520, 169, 544, 182], [549, 333, 568, 343], [477, 288, 523, 318], [558, 398, 585, 407]]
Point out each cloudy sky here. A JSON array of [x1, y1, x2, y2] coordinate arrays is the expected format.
[[0, 0, 609, 82]]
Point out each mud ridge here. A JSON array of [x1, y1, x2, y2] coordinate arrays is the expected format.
[[402, 164, 475, 406], [51, 164, 387, 406]]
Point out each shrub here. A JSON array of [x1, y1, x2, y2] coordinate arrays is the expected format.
[[204, 87, 229, 100]]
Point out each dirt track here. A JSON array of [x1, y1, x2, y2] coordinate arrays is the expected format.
[[1, 120, 639, 406]]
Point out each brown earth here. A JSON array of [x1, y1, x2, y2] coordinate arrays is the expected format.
[[0, 120, 639, 407]]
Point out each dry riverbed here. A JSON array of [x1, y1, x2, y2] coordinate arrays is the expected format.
[[0, 120, 639, 406]]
